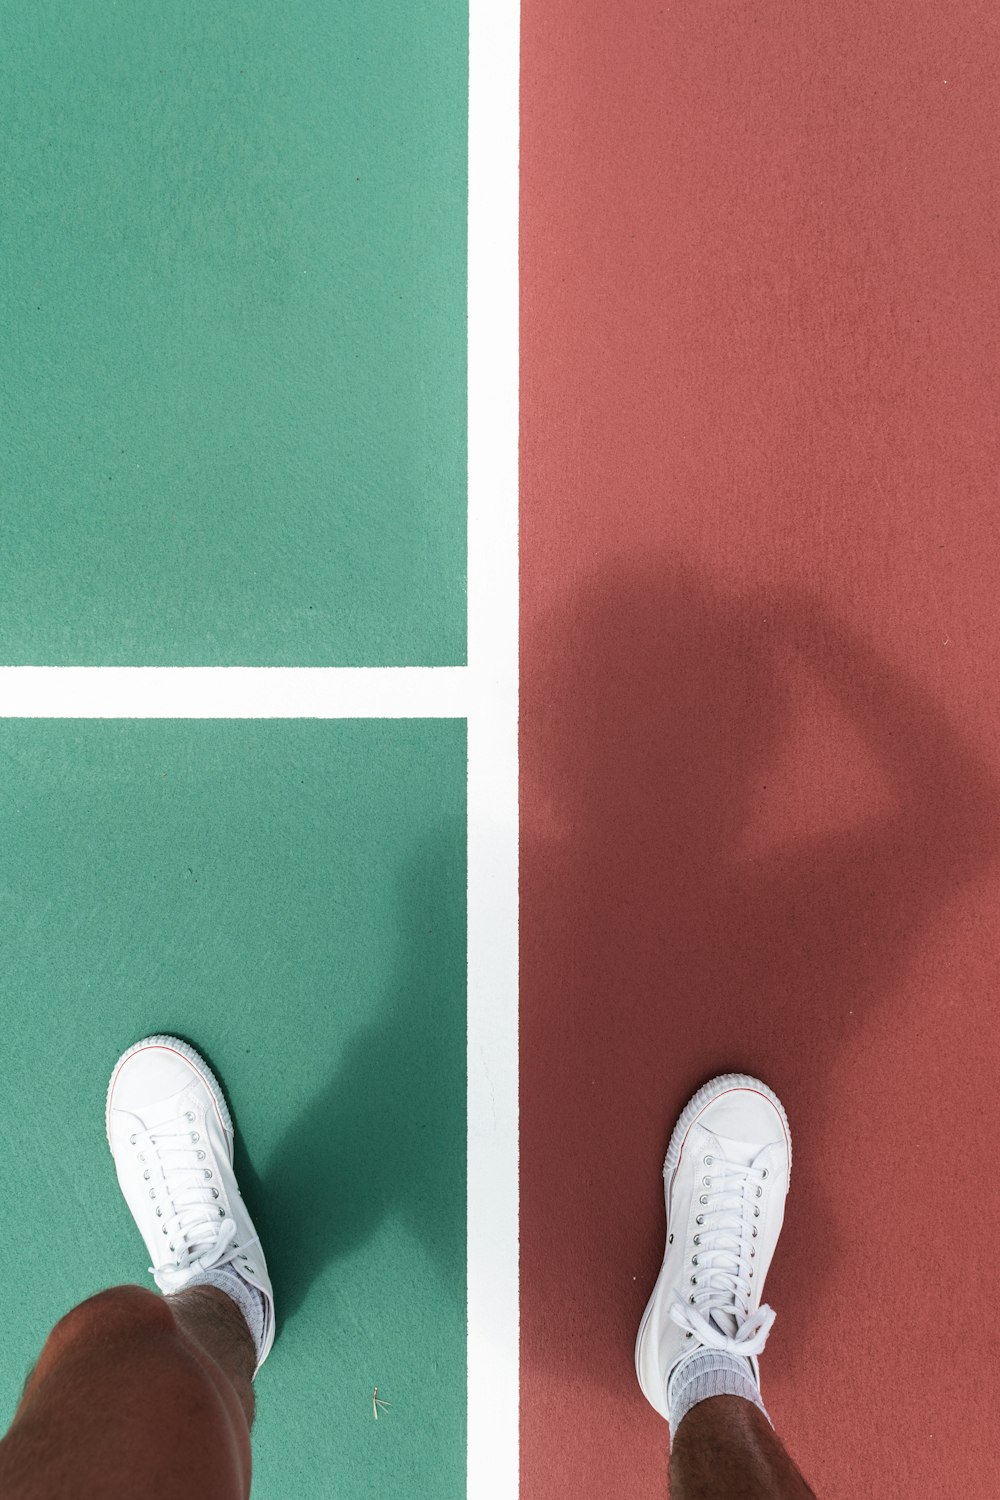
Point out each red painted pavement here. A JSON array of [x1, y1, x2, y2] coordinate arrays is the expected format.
[[520, 4, 1000, 1497]]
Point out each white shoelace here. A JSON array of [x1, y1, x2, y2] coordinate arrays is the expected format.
[[131, 1114, 259, 1292], [668, 1154, 776, 1358]]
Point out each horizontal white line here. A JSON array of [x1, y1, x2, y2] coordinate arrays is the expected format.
[[0, 667, 469, 718]]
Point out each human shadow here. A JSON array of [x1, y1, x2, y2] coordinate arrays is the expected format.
[[519, 558, 1000, 1398], [233, 820, 467, 1333]]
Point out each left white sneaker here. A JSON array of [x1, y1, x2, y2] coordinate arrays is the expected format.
[[635, 1073, 792, 1420], [106, 1034, 276, 1375]]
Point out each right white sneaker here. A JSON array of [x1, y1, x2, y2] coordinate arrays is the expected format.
[[635, 1073, 792, 1420], [106, 1034, 276, 1376]]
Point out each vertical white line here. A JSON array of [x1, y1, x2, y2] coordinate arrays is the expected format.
[[467, 0, 520, 1496]]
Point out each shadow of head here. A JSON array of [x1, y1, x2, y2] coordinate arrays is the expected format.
[[525, 558, 791, 857], [520, 556, 1000, 1393]]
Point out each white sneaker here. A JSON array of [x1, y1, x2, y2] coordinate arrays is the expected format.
[[106, 1034, 276, 1375], [635, 1073, 792, 1420]]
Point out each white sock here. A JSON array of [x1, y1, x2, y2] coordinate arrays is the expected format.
[[178, 1265, 267, 1362], [666, 1348, 772, 1441]]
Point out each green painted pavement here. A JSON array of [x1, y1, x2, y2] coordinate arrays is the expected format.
[[0, 719, 467, 1496], [0, 2, 467, 664]]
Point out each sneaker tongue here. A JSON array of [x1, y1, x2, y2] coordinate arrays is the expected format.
[[133, 1089, 196, 1132], [709, 1308, 738, 1339], [706, 1129, 765, 1170]]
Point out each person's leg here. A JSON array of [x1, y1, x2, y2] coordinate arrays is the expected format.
[[0, 1034, 275, 1500], [0, 1283, 253, 1500], [669, 1394, 816, 1499]]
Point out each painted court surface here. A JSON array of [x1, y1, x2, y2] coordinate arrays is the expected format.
[[2, 3, 1000, 1500], [0, 6, 471, 1500], [0, 721, 467, 1496], [521, 3, 1000, 1498], [1, 2, 466, 665]]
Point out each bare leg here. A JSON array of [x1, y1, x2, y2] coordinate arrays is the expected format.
[[0, 1284, 255, 1500], [670, 1395, 817, 1500]]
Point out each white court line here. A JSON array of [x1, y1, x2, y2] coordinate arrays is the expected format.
[[467, 0, 520, 1495], [0, 667, 468, 718]]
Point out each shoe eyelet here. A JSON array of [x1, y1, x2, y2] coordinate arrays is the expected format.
[[690, 1274, 697, 1284], [749, 1268, 754, 1278], [185, 1111, 195, 1122], [751, 1247, 756, 1257], [699, 1195, 708, 1205], [156, 1207, 162, 1217], [204, 1169, 213, 1179], [212, 1188, 220, 1199], [696, 1214, 704, 1225], [162, 1225, 168, 1235], [143, 1169, 151, 1181], [703, 1155, 713, 1166], [218, 1207, 225, 1218], [686, 1331, 693, 1339], [691, 1255, 698, 1266], [137, 1152, 146, 1164], [191, 1132, 200, 1144], [245, 1265, 255, 1274], [169, 1243, 174, 1252], [752, 1226, 758, 1237], [762, 1169, 768, 1179], [702, 1176, 712, 1187], [756, 1186, 762, 1198], [129, 1134, 137, 1146], [753, 1207, 760, 1218], [148, 1188, 156, 1199], [693, 1235, 700, 1245], [689, 1293, 696, 1303], [667, 1233, 674, 1244], [197, 1151, 206, 1161]]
